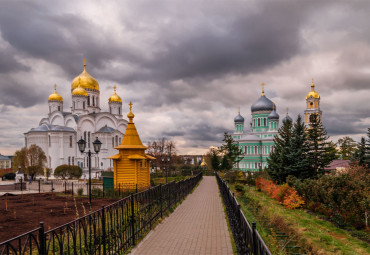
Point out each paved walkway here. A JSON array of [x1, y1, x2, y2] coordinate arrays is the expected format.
[[131, 176, 233, 255]]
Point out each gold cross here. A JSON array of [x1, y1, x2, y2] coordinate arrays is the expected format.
[[273, 103, 275, 111], [129, 101, 133, 112], [83, 58, 87, 70], [114, 85, 117, 92], [238, 106, 240, 114], [286, 107, 289, 114], [261, 82, 265, 96], [54, 84, 56, 91]]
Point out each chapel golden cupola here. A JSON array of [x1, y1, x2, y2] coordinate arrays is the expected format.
[[109, 85, 122, 103], [108, 102, 155, 190], [71, 59, 100, 91], [48, 84, 63, 113], [48, 84, 63, 102], [304, 79, 322, 124]]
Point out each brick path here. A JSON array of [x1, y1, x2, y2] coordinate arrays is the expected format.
[[130, 176, 233, 255]]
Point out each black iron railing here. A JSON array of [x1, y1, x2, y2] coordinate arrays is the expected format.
[[0, 173, 202, 255], [216, 173, 271, 255]]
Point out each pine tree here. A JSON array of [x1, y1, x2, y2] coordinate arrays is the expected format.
[[352, 137, 366, 166], [267, 117, 293, 183], [365, 128, 370, 168], [219, 133, 243, 171], [211, 150, 220, 171], [220, 155, 231, 170], [306, 114, 337, 176], [285, 115, 313, 179], [337, 136, 356, 160]]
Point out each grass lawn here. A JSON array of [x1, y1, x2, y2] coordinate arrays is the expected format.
[[232, 185, 370, 255]]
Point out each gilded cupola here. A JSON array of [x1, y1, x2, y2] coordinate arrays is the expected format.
[[306, 79, 320, 99], [48, 84, 63, 101], [71, 59, 100, 91], [72, 79, 88, 96], [108, 85, 122, 103]]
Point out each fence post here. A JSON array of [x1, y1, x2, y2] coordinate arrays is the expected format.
[[101, 205, 106, 254], [51, 181, 53, 192], [119, 183, 121, 197], [160, 184, 163, 219], [136, 183, 138, 194], [72, 182, 74, 196], [65, 181, 67, 194], [38, 179, 41, 193], [39, 222, 46, 255], [252, 222, 257, 254], [130, 193, 136, 246], [20, 179, 23, 191]]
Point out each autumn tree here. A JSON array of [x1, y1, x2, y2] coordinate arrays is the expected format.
[[205, 147, 221, 171], [147, 138, 177, 173], [12, 145, 47, 178], [337, 136, 356, 160]]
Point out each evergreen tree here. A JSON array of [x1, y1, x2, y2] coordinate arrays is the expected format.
[[365, 128, 370, 168], [267, 117, 293, 183], [306, 114, 337, 176], [352, 137, 366, 166], [219, 133, 243, 171], [211, 150, 220, 171], [285, 115, 313, 179], [220, 155, 231, 170]]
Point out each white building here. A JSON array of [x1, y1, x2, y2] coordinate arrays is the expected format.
[[25, 60, 128, 176]]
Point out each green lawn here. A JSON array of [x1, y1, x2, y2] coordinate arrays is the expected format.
[[232, 185, 370, 255]]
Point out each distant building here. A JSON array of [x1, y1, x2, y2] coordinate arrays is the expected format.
[[231, 81, 322, 172], [325, 160, 350, 174], [0, 154, 11, 170], [181, 155, 203, 165]]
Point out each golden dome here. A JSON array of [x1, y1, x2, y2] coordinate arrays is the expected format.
[[109, 85, 122, 103], [306, 79, 320, 99], [72, 82, 88, 96], [71, 59, 99, 91], [48, 84, 63, 102]]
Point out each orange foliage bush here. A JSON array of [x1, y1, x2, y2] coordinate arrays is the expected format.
[[256, 177, 305, 209]]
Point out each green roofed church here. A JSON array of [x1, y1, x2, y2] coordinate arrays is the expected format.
[[231, 83, 292, 172]]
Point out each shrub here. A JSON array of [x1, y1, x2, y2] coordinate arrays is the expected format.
[[54, 165, 83, 179], [77, 188, 84, 196]]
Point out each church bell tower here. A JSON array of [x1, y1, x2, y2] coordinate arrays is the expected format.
[[304, 79, 322, 124]]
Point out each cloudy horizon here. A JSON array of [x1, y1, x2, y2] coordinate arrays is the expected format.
[[0, 0, 370, 156]]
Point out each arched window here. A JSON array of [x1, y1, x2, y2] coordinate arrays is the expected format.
[[255, 146, 258, 154], [112, 137, 114, 147], [48, 135, 51, 147], [73, 102, 75, 109], [115, 135, 118, 147], [68, 157, 70, 165], [84, 131, 87, 142], [92, 96, 95, 106], [72, 157, 74, 165], [58, 106, 60, 111], [88, 96, 90, 106], [264, 118, 266, 126], [88, 132, 91, 148], [110, 106, 112, 113], [119, 137, 122, 144], [118, 107, 120, 115], [258, 118, 260, 127], [83, 101, 85, 109]]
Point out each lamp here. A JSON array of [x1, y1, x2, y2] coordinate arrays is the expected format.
[[77, 136, 102, 204]]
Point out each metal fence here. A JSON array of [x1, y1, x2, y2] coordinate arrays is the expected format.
[[0, 173, 202, 255], [216, 173, 271, 255]]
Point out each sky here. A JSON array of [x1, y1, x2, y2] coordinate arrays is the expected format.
[[0, 0, 370, 155]]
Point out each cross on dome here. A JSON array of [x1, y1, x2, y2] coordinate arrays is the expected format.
[[261, 82, 265, 96]]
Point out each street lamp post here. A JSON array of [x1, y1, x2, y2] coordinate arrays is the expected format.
[[77, 137, 102, 204]]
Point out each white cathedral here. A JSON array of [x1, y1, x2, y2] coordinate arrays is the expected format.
[[25, 60, 128, 177]]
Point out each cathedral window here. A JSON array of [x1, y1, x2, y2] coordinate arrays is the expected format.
[[255, 146, 257, 154], [58, 106, 60, 111], [119, 137, 122, 144], [88, 132, 91, 148], [115, 135, 118, 147], [72, 157, 74, 165], [69, 136, 72, 148], [112, 137, 114, 147], [48, 135, 51, 147], [88, 96, 90, 106], [264, 118, 266, 126], [118, 107, 121, 115], [258, 118, 260, 127], [110, 107, 112, 113], [73, 102, 75, 109], [93, 96, 95, 106], [83, 102, 85, 109], [68, 157, 70, 165]]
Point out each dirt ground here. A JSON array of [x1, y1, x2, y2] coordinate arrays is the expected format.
[[0, 193, 119, 242]]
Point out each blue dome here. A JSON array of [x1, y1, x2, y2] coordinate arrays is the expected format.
[[251, 96, 274, 113], [282, 114, 293, 123], [268, 110, 279, 120], [234, 113, 245, 123]]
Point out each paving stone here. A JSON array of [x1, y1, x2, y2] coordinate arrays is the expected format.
[[130, 176, 233, 255]]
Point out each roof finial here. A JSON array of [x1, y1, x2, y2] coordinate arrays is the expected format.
[[114, 85, 117, 93], [238, 106, 240, 114], [83, 58, 87, 71], [311, 78, 315, 90], [273, 103, 275, 111], [286, 107, 289, 115], [127, 101, 135, 122], [261, 82, 265, 96], [54, 84, 57, 92]]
